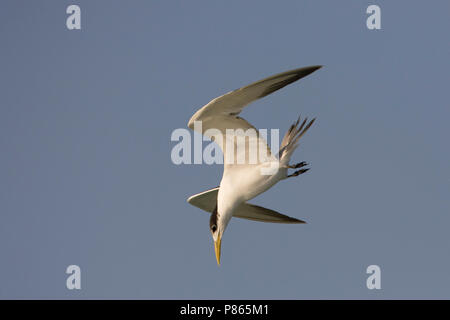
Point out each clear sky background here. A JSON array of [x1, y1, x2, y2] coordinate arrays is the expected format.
[[0, 0, 449, 299]]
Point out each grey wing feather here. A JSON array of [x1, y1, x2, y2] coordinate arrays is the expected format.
[[188, 65, 322, 130], [187, 187, 219, 213], [234, 203, 305, 224]]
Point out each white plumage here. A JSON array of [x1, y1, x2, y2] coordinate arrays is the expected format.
[[187, 65, 322, 265]]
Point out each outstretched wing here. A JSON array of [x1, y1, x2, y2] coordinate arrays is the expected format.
[[187, 65, 322, 166], [187, 187, 219, 213], [187, 188, 305, 224]]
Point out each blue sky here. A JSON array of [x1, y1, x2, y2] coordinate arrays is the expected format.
[[0, 0, 449, 298]]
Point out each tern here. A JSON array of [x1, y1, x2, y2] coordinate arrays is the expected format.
[[187, 65, 322, 265]]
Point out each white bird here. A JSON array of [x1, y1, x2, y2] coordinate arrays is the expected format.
[[187, 66, 322, 265]]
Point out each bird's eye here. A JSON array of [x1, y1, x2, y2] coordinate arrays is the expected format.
[[211, 225, 217, 232]]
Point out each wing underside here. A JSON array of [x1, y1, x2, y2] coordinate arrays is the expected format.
[[187, 188, 305, 224]]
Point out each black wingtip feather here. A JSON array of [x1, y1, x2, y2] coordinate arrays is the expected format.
[[258, 65, 323, 99]]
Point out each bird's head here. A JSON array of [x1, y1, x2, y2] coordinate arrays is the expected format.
[[209, 205, 229, 266]]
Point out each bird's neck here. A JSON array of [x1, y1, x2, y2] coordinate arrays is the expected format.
[[217, 181, 243, 226]]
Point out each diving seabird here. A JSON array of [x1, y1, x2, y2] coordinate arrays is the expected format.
[[187, 65, 322, 265]]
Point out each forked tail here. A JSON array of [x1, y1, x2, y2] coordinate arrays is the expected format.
[[278, 116, 315, 166]]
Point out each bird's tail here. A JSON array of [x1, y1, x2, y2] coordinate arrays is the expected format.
[[277, 116, 315, 166]]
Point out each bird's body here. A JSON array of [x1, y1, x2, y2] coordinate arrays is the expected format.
[[217, 160, 283, 225], [220, 160, 284, 205], [187, 65, 322, 265]]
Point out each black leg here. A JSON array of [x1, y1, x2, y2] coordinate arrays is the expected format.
[[287, 168, 309, 178], [287, 161, 308, 169]]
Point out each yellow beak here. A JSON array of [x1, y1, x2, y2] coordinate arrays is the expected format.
[[214, 235, 222, 266]]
